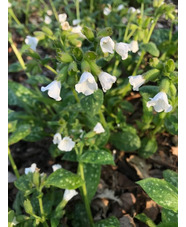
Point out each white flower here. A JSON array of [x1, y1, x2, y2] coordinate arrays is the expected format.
[[129, 40, 139, 53], [103, 7, 111, 15], [128, 75, 145, 91], [47, 10, 53, 16], [25, 163, 37, 174], [8, 1, 12, 8], [93, 122, 105, 134], [41, 80, 61, 101], [52, 164, 62, 172], [115, 42, 130, 60], [63, 189, 78, 202], [12, 217, 19, 226], [72, 19, 81, 26], [122, 17, 128, 24], [44, 15, 52, 24], [25, 36, 38, 51], [53, 133, 62, 144], [58, 137, 75, 152], [71, 25, 86, 38], [58, 13, 67, 23], [75, 72, 98, 96], [98, 71, 116, 92], [146, 91, 172, 113], [117, 4, 124, 11], [128, 7, 140, 14], [100, 36, 115, 54], [61, 21, 71, 30]]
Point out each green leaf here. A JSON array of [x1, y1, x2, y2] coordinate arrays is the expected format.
[[72, 47, 83, 61], [58, 52, 73, 63], [135, 213, 156, 227], [45, 168, 84, 189], [157, 222, 178, 227], [138, 137, 158, 158], [71, 202, 89, 227], [26, 75, 51, 86], [8, 120, 17, 133], [24, 199, 34, 215], [8, 62, 22, 73], [62, 149, 77, 162], [82, 26, 94, 41], [8, 80, 37, 107], [14, 174, 33, 192], [79, 150, 115, 165], [42, 26, 53, 36], [164, 114, 178, 135], [163, 169, 178, 188], [33, 31, 46, 40], [84, 164, 101, 201], [110, 126, 141, 152], [161, 208, 178, 224], [141, 42, 160, 57], [95, 216, 120, 227], [80, 89, 103, 115], [165, 59, 175, 72], [84, 51, 97, 61], [137, 178, 178, 212], [8, 124, 31, 146], [97, 27, 113, 37], [8, 210, 15, 226], [95, 127, 110, 147]]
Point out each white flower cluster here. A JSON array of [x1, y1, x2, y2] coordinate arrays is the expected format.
[[100, 36, 139, 60], [53, 133, 75, 152]]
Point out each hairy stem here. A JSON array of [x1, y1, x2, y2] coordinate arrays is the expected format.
[[49, 0, 59, 21], [75, 0, 80, 20], [8, 147, 20, 179]]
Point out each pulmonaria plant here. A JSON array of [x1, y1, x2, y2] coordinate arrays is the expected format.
[[41, 80, 62, 101], [25, 163, 37, 174], [147, 91, 172, 113]]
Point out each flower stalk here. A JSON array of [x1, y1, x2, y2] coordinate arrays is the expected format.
[[8, 147, 20, 179]]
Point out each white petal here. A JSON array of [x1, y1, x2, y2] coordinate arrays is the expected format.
[[146, 92, 172, 113], [25, 163, 37, 174], [47, 10, 53, 16], [25, 36, 38, 51], [58, 13, 67, 23], [98, 71, 116, 92], [52, 164, 62, 172], [75, 72, 98, 96], [72, 19, 81, 25], [103, 7, 111, 15], [117, 4, 124, 11], [53, 133, 62, 144], [58, 137, 75, 152], [63, 189, 78, 202], [61, 21, 71, 30], [129, 40, 139, 53], [128, 75, 145, 91], [41, 80, 61, 101], [115, 42, 130, 60], [44, 15, 51, 24], [93, 123, 105, 134], [100, 36, 115, 54]]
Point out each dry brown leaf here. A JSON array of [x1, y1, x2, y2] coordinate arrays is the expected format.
[[143, 200, 159, 221], [119, 214, 136, 227], [120, 193, 136, 213], [171, 146, 178, 156], [94, 188, 122, 206], [126, 155, 152, 179]]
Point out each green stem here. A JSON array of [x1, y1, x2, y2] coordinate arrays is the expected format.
[[9, 8, 21, 25], [72, 88, 80, 103], [75, 0, 80, 20], [38, 195, 49, 227], [140, 2, 144, 22], [112, 59, 120, 76], [49, 0, 59, 21], [8, 148, 20, 179], [78, 162, 94, 227], [25, 0, 30, 25], [132, 17, 159, 75], [44, 65, 58, 75], [123, 22, 131, 42], [90, 0, 93, 13], [9, 38, 26, 70], [132, 50, 145, 75], [99, 110, 107, 128]]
